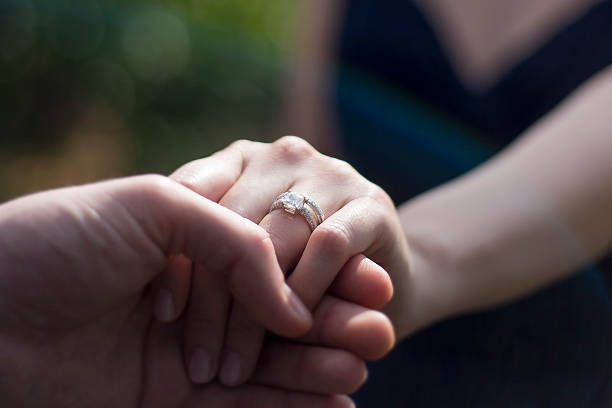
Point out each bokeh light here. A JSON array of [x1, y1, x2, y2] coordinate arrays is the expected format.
[[0, 1, 294, 201], [122, 9, 190, 84], [0, 0, 37, 62], [44, 0, 106, 61]]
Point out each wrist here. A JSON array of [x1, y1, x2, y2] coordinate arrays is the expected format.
[[396, 232, 457, 339], [395, 201, 480, 339]]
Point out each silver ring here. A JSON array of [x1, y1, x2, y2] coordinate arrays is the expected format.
[[269, 190, 324, 231]]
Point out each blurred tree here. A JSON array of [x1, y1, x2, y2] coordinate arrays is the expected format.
[[0, 0, 294, 200]]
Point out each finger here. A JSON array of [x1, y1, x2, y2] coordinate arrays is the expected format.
[[114, 175, 312, 338], [288, 197, 392, 311], [153, 254, 192, 322], [216, 179, 321, 387], [219, 252, 391, 387], [187, 383, 355, 408], [252, 340, 367, 395], [175, 140, 301, 386], [299, 295, 395, 360], [261, 186, 350, 273], [207, 138, 363, 386], [218, 302, 266, 387], [173, 143, 276, 385], [144, 318, 354, 408], [219, 206, 390, 386], [329, 254, 393, 309], [217, 194, 313, 388], [184, 262, 230, 384], [170, 140, 251, 202], [217, 184, 348, 384]]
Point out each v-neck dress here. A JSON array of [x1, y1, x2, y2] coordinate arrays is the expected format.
[[334, 1, 612, 405]]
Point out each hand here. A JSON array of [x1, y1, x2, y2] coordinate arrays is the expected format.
[[171, 136, 407, 385], [0, 175, 360, 407]]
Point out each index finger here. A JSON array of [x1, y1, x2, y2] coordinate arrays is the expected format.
[[170, 139, 260, 201], [111, 175, 312, 338]]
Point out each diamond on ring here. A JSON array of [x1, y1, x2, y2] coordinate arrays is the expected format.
[[269, 190, 324, 231]]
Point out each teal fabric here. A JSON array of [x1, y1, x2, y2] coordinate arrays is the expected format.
[[336, 65, 499, 203]]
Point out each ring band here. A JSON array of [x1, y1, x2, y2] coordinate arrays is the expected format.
[[269, 190, 324, 231]]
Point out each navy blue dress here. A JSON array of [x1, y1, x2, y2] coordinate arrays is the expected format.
[[334, 1, 612, 406]]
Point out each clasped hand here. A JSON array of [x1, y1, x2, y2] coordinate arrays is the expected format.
[[0, 137, 410, 407]]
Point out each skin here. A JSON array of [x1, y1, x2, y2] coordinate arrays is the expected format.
[[284, 0, 612, 341], [413, 0, 599, 89], [394, 66, 612, 337], [0, 174, 394, 407], [5, 3, 607, 402], [171, 137, 402, 386]]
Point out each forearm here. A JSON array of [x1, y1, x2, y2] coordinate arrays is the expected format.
[[396, 65, 612, 339]]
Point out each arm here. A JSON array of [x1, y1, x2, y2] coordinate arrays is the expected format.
[[281, 0, 612, 342], [396, 65, 612, 339]]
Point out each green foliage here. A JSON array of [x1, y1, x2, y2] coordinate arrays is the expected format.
[[0, 0, 293, 185]]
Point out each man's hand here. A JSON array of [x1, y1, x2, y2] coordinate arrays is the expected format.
[[0, 175, 363, 407]]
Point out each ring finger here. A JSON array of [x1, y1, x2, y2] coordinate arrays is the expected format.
[[219, 182, 357, 386]]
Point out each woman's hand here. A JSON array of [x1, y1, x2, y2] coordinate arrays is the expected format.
[[171, 136, 408, 386], [0, 175, 363, 407]]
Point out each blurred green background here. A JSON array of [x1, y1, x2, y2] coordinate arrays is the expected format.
[[0, 0, 295, 200]]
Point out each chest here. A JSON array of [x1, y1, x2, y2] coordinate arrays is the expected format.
[[413, 0, 600, 90]]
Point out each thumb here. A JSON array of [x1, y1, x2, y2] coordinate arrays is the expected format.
[[106, 175, 312, 338]]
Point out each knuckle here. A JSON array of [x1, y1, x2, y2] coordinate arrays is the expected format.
[[228, 138, 253, 151], [356, 194, 398, 251], [138, 174, 178, 201], [227, 139, 255, 158], [273, 135, 316, 162], [171, 163, 202, 192], [362, 194, 394, 229], [366, 183, 395, 209], [227, 138, 257, 164], [312, 222, 351, 258], [327, 157, 359, 182], [142, 173, 174, 189]]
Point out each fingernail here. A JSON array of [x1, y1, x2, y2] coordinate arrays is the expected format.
[[219, 351, 243, 386], [189, 348, 212, 384], [362, 366, 369, 385], [284, 284, 312, 326], [154, 289, 175, 322], [337, 395, 356, 408]]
